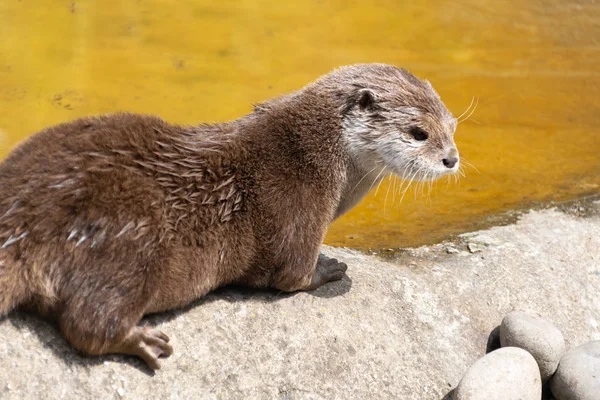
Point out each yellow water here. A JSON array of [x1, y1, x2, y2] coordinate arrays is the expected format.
[[1, 0, 599, 249]]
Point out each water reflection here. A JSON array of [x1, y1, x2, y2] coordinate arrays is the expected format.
[[0, 0, 598, 249]]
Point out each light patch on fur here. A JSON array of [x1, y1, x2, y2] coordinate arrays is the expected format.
[[76, 235, 88, 247], [48, 178, 76, 189], [1, 202, 20, 219], [400, 107, 422, 117], [342, 115, 382, 163], [2, 231, 28, 249], [41, 277, 58, 303], [67, 229, 78, 241], [90, 230, 107, 249], [67, 224, 107, 248], [218, 245, 225, 263], [116, 222, 134, 238], [29, 261, 59, 306]]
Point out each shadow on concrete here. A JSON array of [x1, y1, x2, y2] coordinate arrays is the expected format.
[[486, 325, 501, 354], [7, 311, 156, 375], [4, 269, 352, 374], [148, 271, 352, 325]]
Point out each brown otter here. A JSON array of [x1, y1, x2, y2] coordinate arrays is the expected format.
[[0, 64, 459, 370]]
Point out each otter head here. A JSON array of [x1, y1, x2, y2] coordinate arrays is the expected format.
[[320, 64, 459, 182]]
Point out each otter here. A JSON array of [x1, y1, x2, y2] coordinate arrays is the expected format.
[[0, 64, 459, 370]]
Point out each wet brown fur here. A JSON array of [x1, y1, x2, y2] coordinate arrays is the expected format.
[[0, 64, 456, 369]]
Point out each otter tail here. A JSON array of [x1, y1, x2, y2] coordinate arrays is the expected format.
[[0, 255, 28, 317]]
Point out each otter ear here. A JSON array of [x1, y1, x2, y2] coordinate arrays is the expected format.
[[357, 89, 375, 111], [342, 88, 376, 115]]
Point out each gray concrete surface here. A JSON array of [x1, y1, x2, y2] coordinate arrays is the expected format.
[[1, 201, 599, 399]]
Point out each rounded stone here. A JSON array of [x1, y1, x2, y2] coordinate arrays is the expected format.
[[454, 347, 541, 400], [550, 341, 600, 400], [499, 311, 565, 381]]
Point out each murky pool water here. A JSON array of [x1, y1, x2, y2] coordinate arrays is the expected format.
[[1, 0, 598, 249]]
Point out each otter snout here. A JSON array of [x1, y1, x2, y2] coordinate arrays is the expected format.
[[442, 148, 459, 169], [442, 157, 458, 168]]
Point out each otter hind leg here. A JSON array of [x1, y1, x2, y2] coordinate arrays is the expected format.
[[56, 256, 173, 370], [58, 297, 173, 370]]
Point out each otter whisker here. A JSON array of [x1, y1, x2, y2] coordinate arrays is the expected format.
[[427, 176, 433, 204], [383, 175, 393, 216], [394, 163, 414, 203], [415, 178, 423, 200], [461, 158, 480, 173], [351, 165, 380, 193], [420, 170, 430, 200], [373, 174, 388, 198], [455, 167, 464, 185], [416, 178, 424, 200], [391, 175, 397, 201], [415, 167, 428, 200], [400, 168, 420, 204], [425, 172, 432, 197], [373, 166, 391, 197], [366, 165, 388, 210], [391, 175, 405, 208], [394, 176, 402, 205], [456, 96, 475, 122], [389, 175, 398, 207], [458, 96, 479, 124], [369, 165, 388, 195]]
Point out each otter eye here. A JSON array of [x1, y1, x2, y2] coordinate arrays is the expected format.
[[409, 127, 429, 141]]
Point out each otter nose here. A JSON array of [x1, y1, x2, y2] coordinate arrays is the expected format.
[[442, 157, 458, 169]]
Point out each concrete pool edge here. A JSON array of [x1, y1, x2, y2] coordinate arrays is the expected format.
[[357, 192, 600, 257]]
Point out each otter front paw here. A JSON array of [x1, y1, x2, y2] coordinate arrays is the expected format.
[[307, 254, 348, 290], [318, 254, 348, 281]]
